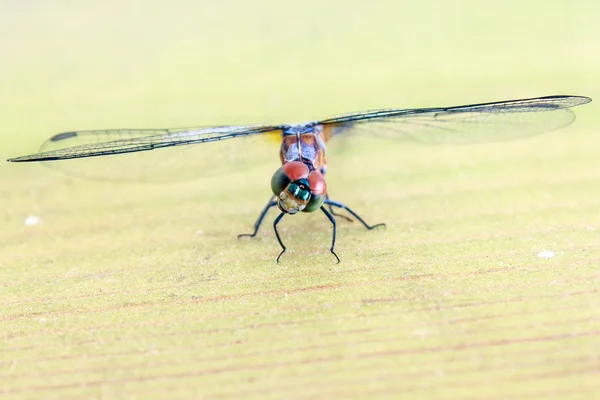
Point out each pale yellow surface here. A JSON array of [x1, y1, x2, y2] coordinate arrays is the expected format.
[[1, 1, 599, 399]]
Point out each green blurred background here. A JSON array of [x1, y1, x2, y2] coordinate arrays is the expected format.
[[1, 1, 599, 399]]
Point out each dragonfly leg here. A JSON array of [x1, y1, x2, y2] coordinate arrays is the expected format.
[[238, 196, 278, 239], [324, 200, 386, 230], [273, 212, 287, 262], [326, 194, 353, 222], [321, 206, 341, 264]]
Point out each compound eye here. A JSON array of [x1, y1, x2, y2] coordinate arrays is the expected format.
[[271, 167, 291, 196], [302, 170, 327, 213], [303, 193, 325, 212], [271, 161, 310, 196]]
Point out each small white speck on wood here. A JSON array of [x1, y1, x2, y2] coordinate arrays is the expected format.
[[24, 215, 41, 226], [537, 250, 555, 259]]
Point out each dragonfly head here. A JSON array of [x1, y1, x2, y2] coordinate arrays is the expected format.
[[271, 161, 326, 214]]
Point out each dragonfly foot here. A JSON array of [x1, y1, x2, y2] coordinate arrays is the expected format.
[[276, 248, 286, 263], [239, 198, 278, 241], [330, 249, 341, 264], [368, 222, 386, 230]]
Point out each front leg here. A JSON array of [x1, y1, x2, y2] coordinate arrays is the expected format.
[[238, 196, 278, 239], [321, 206, 341, 264], [273, 212, 287, 262]]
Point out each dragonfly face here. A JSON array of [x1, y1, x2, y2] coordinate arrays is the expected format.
[[271, 161, 327, 214]]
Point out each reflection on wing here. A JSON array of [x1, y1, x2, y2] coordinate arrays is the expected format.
[[8, 125, 283, 182], [321, 95, 591, 144]]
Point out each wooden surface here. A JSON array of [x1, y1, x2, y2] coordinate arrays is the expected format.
[[1, 1, 598, 398]]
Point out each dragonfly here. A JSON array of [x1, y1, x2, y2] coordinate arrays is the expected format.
[[8, 95, 591, 262]]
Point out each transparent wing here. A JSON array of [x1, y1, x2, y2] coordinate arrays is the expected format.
[[320, 95, 591, 144], [8, 125, 283, 182]]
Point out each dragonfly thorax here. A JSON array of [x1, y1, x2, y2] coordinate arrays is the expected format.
[[279, 122, 328, 177], [281, 123, 317, 136]]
